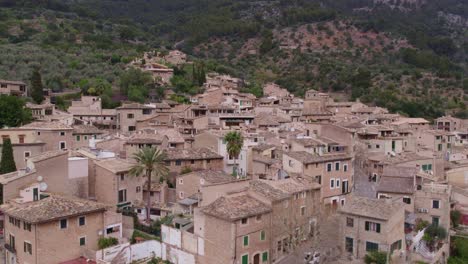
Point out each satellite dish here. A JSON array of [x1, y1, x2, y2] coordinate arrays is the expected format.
[[39, 182, 48, 192], [37, 176, 43, 182]]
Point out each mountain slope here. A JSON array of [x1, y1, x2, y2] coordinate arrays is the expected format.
[[0, 0, 467, 119]]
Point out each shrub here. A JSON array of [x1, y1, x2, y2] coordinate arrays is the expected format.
[[364, 251, 387, 264], [181, 167, 192, 174], [451, 210, 461, 228], [98, 237, 118, 249]]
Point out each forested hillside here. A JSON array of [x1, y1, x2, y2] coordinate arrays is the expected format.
[[0, 0, 467, 119]]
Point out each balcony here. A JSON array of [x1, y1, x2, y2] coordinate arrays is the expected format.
[[4, 243, 16, 253]]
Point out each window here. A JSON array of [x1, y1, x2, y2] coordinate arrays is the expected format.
[[24, 151, 31, 158], [256, 215, 262, 221], [178, 178, 183, 185], [260, 230, 266, 241], [24, 222, 31, 231], [330, 178, 335, 189], [345, 237, 353, 253], [241, 218, 248, 225], [346, 217, 354, 227], [175, 160, 182, 166], [432, 200, 440, 209], [9, 234, 15, 251], [243, 235, 249, 247], [327, 163, 332, 172], [18, 135, 25, 144], [76, 135, 81, 141], [79, 216, 86, 226], [79, 236, 86, 246], [335, 162, 340, 171], [120, 174, 125, 181], [190, 159, 195, 164], [128, 126, 136, 132], [344, 164, 348, 172], [301, 206, 306, 216], [60, 141, 66, 150], [315, 175, 322, 184], [24, 241, 32, 255], [403, 197, 411, 204], [262, 251, 268, 262], [438, 144, 442, 151], [242, 254, 248, 264], [179, 192, 184, 199], [118, 189, 127, 203], [60, 131, 65, 136], [365, 221, 381, 233], [136, 186, 141, 193], [84, 136, 88, 140], [37, 132, 41, 136], [127, 113, 134, 119], [288, 160, 293, 167], [336, 179, 341, 188], [432, 216, 440, 227], [60, 219, 68, 229], [366, 241, 379, 252]]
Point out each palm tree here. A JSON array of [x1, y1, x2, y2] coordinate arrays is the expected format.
[[130, 147, 169, 223], [224, 131, 244, 177]]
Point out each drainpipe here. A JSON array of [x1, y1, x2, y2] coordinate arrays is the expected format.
[[35, 224, 38, 264]]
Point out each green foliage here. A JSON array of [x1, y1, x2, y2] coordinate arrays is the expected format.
[[119, 68, 152, 96], [451, 210, 462, 228], [0, 138, 16, 174], [416, 220, 430, 231], [148, 257, 172, 264], [181, 167, 192, 175], [364, 251, 387, 264], [259, 30, 274, 54], [0, 95, 32, 127], [449, 237, 468, 264], [98, 237, 118, 249], [241, 82, 262, 98], [130, 147, 169, 222], [423, 225, 447, 248], [31, 68, 44, 104], [224, 131, 244, 176]]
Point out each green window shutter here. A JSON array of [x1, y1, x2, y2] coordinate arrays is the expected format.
[[243, 236, 249, 246], [428, 164, 432, 170], [260, 230, 265, 241], [262, 251, 268, 262], [365, 221, 369, 231], [376, 223, 381, 233], [422, 164, 427, 171], [76, 135, 80, 141], [242, 254, 248, 264]]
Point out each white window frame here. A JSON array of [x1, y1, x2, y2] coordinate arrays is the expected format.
[[78, 216, 86, 227], [79, 236, 86, 246], [59, 219, 68, 229], [330, 178, 335, 189], [24, 151, 31, 159], [336, 179, 341, 188], [343, 164, 348, 172], [178, 178, 183, 185], [59, 141, 66, 150], [179, 191, 184, 199], [335, 162, 340, 171], [24, 240, 32, 255], [327, 163, 332, 172]]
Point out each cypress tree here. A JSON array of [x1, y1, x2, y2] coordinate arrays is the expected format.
[[198, 63, 206, 86], [31, 68, 44, 104], [0, 138, 16, 174]]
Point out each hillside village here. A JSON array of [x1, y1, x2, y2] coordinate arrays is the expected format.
[[0, 55, 467, 264]]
